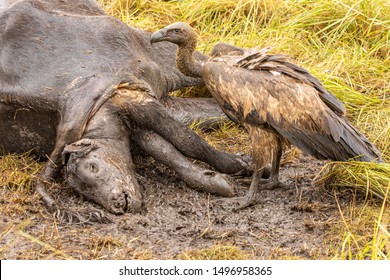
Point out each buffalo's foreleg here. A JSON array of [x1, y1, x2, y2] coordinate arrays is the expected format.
[[33, 75, 124, 223], [133, 127, 236, 196], [35, 160, 58, 211], [113, 88, 251, 175]]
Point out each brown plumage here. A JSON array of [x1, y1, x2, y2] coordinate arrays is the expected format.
[[150, 22, 383, 208]]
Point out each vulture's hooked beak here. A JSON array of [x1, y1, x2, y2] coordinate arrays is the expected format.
[[150, 28, 167, 44]]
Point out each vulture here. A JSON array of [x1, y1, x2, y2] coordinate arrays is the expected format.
[[150, 22, 383, 208]]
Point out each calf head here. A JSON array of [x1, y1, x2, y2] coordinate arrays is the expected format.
[[62, 138, 142, 214]]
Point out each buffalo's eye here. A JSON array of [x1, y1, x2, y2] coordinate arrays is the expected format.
[[89, 163, 99, 173]]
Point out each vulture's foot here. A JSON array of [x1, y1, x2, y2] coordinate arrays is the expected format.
[[232, 177, 287, 211], [233, 196, 257, 211], [227, 168, 285, 211], [213, 170, 287, 211], [233, 194, 258, 211], [259, 178, 287, 189], [212, 193, 258, 211], [212, 169, 261, 211]]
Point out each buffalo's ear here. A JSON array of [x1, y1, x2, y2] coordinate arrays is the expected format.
[[62, 139, 98, 165]]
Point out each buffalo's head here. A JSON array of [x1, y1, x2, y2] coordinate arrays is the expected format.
[[62, 138, 142, 214]]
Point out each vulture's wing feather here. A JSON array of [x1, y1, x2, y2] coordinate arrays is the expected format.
[[203, 62, 381, 162], [233, 51, 347, 116]]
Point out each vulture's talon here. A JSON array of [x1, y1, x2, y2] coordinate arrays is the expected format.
[[232, 195, 258, 211], [212, 195, 258, 211], [260, 178, 287, 189]]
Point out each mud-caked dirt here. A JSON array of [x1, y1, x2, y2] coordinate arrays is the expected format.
[[0, 151, 347, 259]]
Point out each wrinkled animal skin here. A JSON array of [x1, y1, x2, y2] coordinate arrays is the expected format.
[[0, 0, 250, 220]]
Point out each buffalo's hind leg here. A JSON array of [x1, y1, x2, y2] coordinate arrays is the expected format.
[[114, 88, 252, 175], [133, 127, 237, 197], [161, 96, 229, 131]]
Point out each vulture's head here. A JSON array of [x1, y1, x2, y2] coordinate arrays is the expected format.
[[150, 22, 197, 47]]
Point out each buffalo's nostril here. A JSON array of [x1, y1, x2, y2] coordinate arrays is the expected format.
[[122, 182, 143, 212], [126, 195, 142, 212], [109, 192, 127, 214], [114, 200, 123, 208]]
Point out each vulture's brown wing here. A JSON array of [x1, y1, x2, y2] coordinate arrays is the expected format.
[[203, 62, 381, 162], [235, 51, 347, 116]]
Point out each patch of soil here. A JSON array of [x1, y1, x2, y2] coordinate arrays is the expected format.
[[0, 153, 343, 259]]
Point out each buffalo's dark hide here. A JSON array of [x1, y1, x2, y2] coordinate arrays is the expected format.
[[0, 0, 250, 221]]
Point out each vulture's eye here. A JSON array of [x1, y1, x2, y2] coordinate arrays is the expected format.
[[173, 29, 181, 33]]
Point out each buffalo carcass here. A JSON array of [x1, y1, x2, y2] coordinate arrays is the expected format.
[[0, 0, 250, 221]]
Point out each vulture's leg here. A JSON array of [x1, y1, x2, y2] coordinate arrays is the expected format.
[[113, 89, 251, 175], [260, 137, 285, 188], [133, 128, 236, 196], [233, 129, 283, 210], [234, 168, 264, 210]]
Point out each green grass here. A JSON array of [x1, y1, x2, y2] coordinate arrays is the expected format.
[[325, 185, 389, 259]]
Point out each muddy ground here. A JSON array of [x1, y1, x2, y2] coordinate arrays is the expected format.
[[0, 138, 362, 259], [0, 146, 356, 260]]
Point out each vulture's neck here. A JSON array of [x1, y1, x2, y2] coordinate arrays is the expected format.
[[176, 39, 203, 78]]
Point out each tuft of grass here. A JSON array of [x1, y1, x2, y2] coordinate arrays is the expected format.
[[314, 162, 390, 203], [0, 153, 42, 191], [325, 186, 389, 260], [178, 244, 251, 260], [0, 153, 43, 217], [191, 120, 251, 155], [17, 230, 73, 260]]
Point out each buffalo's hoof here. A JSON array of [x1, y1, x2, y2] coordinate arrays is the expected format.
[[185, 170, 237, 197]]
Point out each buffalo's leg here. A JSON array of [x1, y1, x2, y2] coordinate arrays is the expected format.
[[161, 96, 229, 130], [133, 127, 236, 196], [113, 88, 251, 175], [35, 161, 58, 210]]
